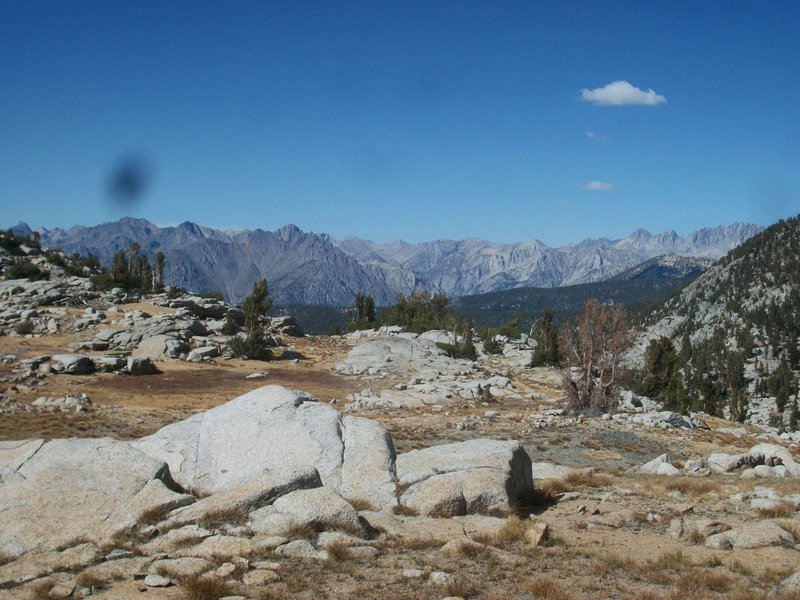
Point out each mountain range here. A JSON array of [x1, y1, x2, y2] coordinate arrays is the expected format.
[[13, 218, 763, 306]]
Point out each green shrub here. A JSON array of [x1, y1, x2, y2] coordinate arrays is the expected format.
[[15, 320, 34, 335], [220, 313, 238, 335], [6, 260, 49, 281], [10, 286, 24, 295], [482, 336, 502, 354], [201, 290, 224, 301]]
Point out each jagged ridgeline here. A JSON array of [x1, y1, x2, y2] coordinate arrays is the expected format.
[[633, 214, 800, 429]]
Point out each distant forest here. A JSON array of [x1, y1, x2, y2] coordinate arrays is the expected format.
[[276, 277, 696, 335]]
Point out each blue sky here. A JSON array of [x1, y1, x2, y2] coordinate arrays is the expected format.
[[1, 1, 798, 245]]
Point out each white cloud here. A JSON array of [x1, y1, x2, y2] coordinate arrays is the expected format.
[[580, 181, 615, 191], [585, 131, 608, 142], [580, 80, 666, 106]]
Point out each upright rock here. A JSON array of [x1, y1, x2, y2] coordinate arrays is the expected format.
[[395, 439, 533, 516]]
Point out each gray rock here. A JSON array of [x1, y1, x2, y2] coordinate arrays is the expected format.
[[779, 571, 800, 591], [629, 453, 680, 476], [705, 521, 794, 549], [50, 353, 94, 374], [186, 345, 220, 363], [149, 557, 212, 578], [144, 574, 172, 587], [531, 462, 578, 480], [0, 438, 187, 556], [396, 439, 532, 516], [271, 487, 364, 534], [340, 416, 398, 510], [274, 539, 327, 560], [127, 356, 157, 375], [166, 466, 322, 528], [133, 385, 396, 508], [132, 334, 188, 360]]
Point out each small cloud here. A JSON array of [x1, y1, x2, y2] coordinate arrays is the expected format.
[[585, 131, 608, 142], [580, 181, 615, 191], [580, 80, 666, 106]]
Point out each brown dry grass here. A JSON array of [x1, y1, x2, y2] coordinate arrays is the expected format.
[[443, 577, 479, 598], [495, 515, 529, 546], [520, 576, 573, 600], [348, 498, 374, 511], [197, 507, 248, 530], [757, 502, 796, 519], [180, 575, 236, 600]]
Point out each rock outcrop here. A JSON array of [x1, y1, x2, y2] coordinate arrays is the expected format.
[[395, 439, 533, 516], [133, 385, 398, 509]]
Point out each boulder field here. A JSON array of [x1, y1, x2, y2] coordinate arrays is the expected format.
[[0, 385, 535, 569]]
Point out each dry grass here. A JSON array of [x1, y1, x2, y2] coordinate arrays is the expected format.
[[197, 507, 249, 530], [684, 525, 707, 545], [661, 476, 721, 497], [400, 537, 441, 550], [757, 501, 796, 519], [391, 503, 419, 516], [444, 577, 479, 598], [347, 498, 374, 511], [520, 576, 573, 600], [54, 536, 93, 551], [773, 518, 800, 539], [281, 522, 318, 540], [589, 551, 636, 577], [325, 540, 353, 562], [180, 575, 236, 600], [495, 515, 529, 546], [454, 539, 488, 559], [676, 569, 732, 594], [138, 504, 174, 525], [74, 571, 108, 591], [28, 579, 54, 600], [759, 565, 797, 586], [561, 470, 613, 489]]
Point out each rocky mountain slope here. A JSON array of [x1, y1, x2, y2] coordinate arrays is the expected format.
[[15, 219, 762, 306], [609, 255, 714, 281], [631, 215, 800, 429], [335, 222, 761, 296]]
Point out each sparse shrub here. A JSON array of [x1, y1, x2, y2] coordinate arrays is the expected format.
[[521, 576, 571, 600], [10, 285, 24, 295], [74, 571, 107, 592], [443, 577, 478, 598], [6, 260, 49, 281], [482, 334, 503, 355], [179, 575, 235, 600], [685, 525, 706, 545], [221, 313, 238, 335], [495, 515, 529, 546], [201, 290, 224, 300], [757, 501, 795, 519], [14, 320, 34, 335], [392, 503, 419, 516], [281, 522, 318, 540], [325, 540, 353, 561], [197, 507, 248, 530], [348, 498, 373, 511], [138, 504, 173, 526]]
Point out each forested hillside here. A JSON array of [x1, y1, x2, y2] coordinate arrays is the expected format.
[[634, 215, 800, 429]]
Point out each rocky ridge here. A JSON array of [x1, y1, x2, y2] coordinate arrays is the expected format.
[[21, 218, 763, 304]]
